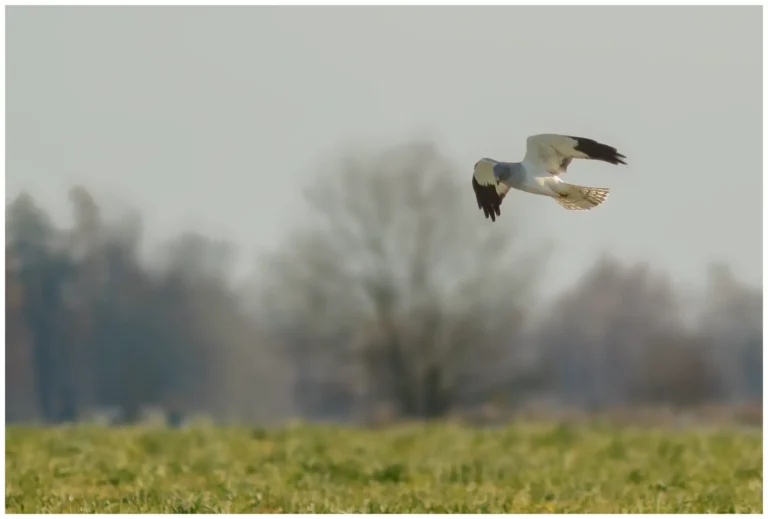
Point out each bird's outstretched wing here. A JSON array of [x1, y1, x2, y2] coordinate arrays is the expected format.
[[523, 134, 627, 175], [472, 159, 510, 222]]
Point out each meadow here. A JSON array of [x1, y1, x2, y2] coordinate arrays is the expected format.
[[5, 421, 762, 513]]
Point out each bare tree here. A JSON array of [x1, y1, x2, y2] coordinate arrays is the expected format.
[[6, 192, 79, 422], [627, 330, 721, 408], [260, 140, 550, 420], [698, 263, 762, 401], [536, 254, 688, 409]]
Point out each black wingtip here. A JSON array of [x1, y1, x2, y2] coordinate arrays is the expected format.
[[472, 176, 502, 222], [569, 136, 627, 166]]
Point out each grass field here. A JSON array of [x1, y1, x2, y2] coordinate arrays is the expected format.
[[5, 422, 763, 513]]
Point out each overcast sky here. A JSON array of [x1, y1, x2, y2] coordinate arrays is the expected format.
[[6, 6, 762, 297]]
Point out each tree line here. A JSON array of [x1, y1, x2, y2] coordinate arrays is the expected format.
[[6, 141, 761, 424]]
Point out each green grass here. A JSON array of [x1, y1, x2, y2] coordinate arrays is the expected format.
[[5, 422, 763, 513]]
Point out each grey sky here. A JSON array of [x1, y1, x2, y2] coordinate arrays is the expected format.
[[6, 6, 762, 297]]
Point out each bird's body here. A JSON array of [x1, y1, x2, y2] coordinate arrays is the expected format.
[[483, 160, 565, 197], [472, 134, 627, 221]]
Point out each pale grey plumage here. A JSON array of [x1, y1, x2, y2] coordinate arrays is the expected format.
[[472, 134, 627, 221]]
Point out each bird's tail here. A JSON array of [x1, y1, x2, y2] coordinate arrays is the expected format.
[[554, 182, 610, 211]]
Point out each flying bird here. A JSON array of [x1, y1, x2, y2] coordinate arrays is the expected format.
[[472, 134, 627, 221]]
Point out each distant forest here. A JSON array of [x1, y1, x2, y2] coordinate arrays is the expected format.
[[6, 142, 762, 425]]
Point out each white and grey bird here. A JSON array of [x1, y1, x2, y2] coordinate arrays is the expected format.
[[472, 134, 627, 221]]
